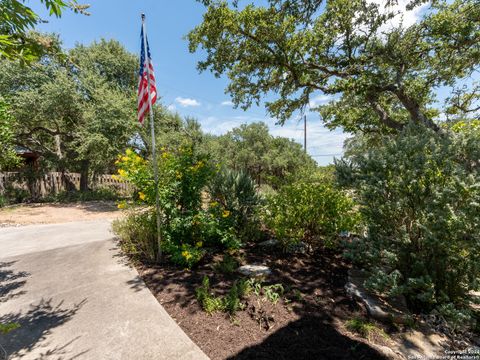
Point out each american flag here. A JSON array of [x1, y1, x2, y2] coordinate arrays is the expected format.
[[138, 26, 157, 124]]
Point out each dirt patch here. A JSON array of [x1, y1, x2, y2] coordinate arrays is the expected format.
[[0, 201, 121, 226], [137, 246, 396, 360]]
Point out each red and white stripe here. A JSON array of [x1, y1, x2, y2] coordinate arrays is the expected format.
[[138, 60, 157, 124]]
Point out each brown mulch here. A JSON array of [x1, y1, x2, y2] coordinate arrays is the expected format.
[[136, 245, 392, 360]]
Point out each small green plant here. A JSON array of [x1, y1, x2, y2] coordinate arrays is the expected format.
[[195, 276, 225, 314], [225, 281, 241, 314], [214, 254, 239, 274], [263, 284, 284, 304], [248, 278, 263, 297], [236, 278, 252, 298], [196, 276, 252, 316], [0, 322, 20, 335], [246, 279, 284, 304], [345, 318, 388, 340]]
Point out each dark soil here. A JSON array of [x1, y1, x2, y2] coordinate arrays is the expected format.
[[136, 245, 393, 360]]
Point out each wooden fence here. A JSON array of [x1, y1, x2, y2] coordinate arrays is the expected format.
[[0, 172, 132, 198]]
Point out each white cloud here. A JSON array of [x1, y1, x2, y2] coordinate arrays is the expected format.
[[167, 104, 176, 112], [368, 0, 427, 31], [175, 97, 201, 107], [221, 100, 234, 106], [309, 95, 332, 108]]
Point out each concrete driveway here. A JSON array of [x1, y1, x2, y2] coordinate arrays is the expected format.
[[0, 220, 209, 360]]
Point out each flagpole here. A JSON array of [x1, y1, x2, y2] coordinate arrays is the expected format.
[[141, 13, 162, 263]]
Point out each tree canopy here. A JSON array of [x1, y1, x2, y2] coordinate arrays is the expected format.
[[205, 122, 317, 186], [0, 0, 89, 62], [0, 38, 138, 188], [188, 0, 480, 134]]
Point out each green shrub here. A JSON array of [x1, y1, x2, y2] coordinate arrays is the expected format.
[[3, 185, 29, 204], [338, 123, 480, 318], [49, 188, 121, 202], [112, 210, 157, 262], [115, 145, 245, 268], [209, 167, 262, 241], [263, 182, 360, 249]]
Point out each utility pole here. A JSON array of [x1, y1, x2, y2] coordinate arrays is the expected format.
[[304, 114, 307, 153]]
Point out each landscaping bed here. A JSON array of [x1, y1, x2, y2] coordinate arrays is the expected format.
[[135, 244, 393, 360]]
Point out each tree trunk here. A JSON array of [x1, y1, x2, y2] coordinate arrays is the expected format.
[[393, 88, 441, 132], [80, 160, 89, 192]]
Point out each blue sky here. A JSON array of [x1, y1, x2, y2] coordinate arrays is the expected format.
[[30, 0, 347, 166], [31, 0, 471, 165]]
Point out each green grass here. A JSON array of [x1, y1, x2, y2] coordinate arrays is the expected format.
[[345, 317, 389, 340]]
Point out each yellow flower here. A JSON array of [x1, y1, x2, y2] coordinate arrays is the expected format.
[[196, 241, 203, 248], [222, 210, 231, 218], [117, 201, 126, 209], [121, 156, 129, 162], [138, 192, 146, 201], [117, 169, 126, 177], [162, 152, 169, 159], [182, 250, 192, 260]]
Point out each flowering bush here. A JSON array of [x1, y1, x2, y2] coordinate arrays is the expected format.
[[114, 144, 243, 267]]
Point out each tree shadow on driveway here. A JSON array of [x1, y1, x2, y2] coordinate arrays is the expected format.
[[0, 298, 88, 360], [0, 261, 30, 304]]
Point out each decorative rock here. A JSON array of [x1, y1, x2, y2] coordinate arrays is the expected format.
[[286, 241, 311, 254], [345, 269, 412, 325], [238, 264, 271, 277], [258, 239, 280, 248]]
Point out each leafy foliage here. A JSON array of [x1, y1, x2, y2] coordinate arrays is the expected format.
[[195, 276, 226, 314], [0, 38, 137, 189], [263, 181, 360, 249], [205, 122, 316, 187], [114, 145, 245, 267], [0, 0, 89, 62], [0, 97, 19, 169], [112, 210, 158, 263], [189, 0, 479, 133], [339, 123, 480, 316], [196, 276, 253, 315], [209, 167, 262, 240]]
